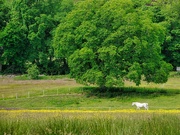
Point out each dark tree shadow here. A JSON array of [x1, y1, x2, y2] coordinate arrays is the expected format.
[[82, 87, 179, 98]]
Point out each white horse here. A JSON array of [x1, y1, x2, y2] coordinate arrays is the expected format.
[[132, 102, 148, 110]]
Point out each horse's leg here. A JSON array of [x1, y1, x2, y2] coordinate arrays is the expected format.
[[144, 106, 148, 110]]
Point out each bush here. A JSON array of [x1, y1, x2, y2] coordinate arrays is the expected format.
[[27, 64, 39, 79]]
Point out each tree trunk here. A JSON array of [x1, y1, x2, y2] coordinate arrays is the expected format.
[[0, 64, 2, 72]]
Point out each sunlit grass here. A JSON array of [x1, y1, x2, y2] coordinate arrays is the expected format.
[[124, 72, 180, 90], [0, 109, 180, 113], [14, 74, 70, 80], [0, 110, 179, 135], [0, 73, 179, 110]]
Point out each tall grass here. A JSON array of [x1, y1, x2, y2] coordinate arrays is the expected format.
[[0, 110, 179, 135]]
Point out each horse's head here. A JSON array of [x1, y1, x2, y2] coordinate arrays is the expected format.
[[132, 102, 135, 106]]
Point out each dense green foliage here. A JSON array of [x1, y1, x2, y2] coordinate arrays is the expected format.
[[27, 64, 40, 79], [53, 0, 173, 87], [0, 0, 179, 86], [0, 0, 75, 74], [148, 0, 180, 69]]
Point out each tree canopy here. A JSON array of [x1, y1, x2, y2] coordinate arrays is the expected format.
[[0, 0, 75, 74], [0, 0, 178, 87], [53, 0, 172, 87], [159, 0, 180, 68]]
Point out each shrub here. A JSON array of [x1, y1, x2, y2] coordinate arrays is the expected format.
[[27, 64, 39, 79]]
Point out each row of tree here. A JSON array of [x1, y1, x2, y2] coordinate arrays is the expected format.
[[0, 0, 74, 74], [0, 0, 179, 87]]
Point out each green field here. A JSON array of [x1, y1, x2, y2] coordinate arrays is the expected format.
[[0, 73, 180, 110], [0, 74, 180, 135]]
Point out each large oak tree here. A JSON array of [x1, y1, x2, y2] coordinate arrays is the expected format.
[[53, 0, 172, 87]]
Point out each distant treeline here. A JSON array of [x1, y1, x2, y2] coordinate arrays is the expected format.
[[0, 0, 179, 76]]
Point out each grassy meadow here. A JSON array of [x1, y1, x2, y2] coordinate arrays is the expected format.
[[0, 73, 180, 134], [0, 110, 180, 135], [0, 73, 179, 110]]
